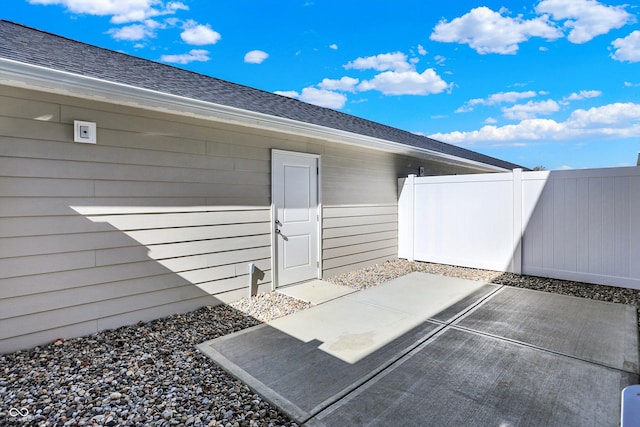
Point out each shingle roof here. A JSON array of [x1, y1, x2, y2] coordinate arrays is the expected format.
[[0, 20, 525, 170]]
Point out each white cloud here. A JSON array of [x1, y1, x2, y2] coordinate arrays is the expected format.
[[430, 6, 562, 54], [274, 90, 299, 98], [28, 0, 188, 24], [329, 43, 338, 50], [502, 100, 560, 120], [484, 117, 498, 124], [160, 49, 210, 64], [430, 102, 640, 145], [611, 31, 640, 63], [244, 50, 269, 64], [298, 88, 346, 108], [536, 0, 632, 44], [457, 90, 539, 112], [180, 20, 221, 45], [277, 88, 346, 109], [563, 90, 602, 101], [318, 76, 359, 93], [357, 69, 450, 96], [568, 102, 640, 127], [417, 44, 427, 55], [486, 90, 539, 105], [434, 55, 446, 65], [107, 23, 153, 41], [624, 81, 640, 87], [344, 52, 413, 72]]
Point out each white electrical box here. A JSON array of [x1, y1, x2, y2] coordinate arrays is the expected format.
[[74, 120, 97, 144]]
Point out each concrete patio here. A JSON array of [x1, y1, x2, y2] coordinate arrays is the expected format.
[[197, 273, 639, 426]]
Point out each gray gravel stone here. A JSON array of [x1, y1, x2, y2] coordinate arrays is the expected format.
[[2, 259, 638, 426]]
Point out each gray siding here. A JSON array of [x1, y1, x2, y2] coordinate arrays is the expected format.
[[0, 85, 482, 352], [322, 205, 398, 277]]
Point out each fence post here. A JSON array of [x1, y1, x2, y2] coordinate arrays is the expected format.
[[512, 168, 523, 275], [398, 174, 415, 261]]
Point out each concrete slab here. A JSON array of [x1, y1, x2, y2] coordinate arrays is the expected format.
[[197, 273, 494, 422], [276, 279, 357, 305], [197, 273, 639, 426], [309, 327, 638, 427], [353, 272, 498, 321], [198, 319, 442, 423], [267, 273, 494, 364], [456, 286, 640, 373]]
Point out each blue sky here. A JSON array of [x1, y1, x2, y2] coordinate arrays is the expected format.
[[3, 0, 640, 170]]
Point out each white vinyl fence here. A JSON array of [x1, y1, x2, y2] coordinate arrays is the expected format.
[[398, 167, 640, 290]]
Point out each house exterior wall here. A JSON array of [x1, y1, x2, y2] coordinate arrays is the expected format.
[[0, 84, 483, 352]]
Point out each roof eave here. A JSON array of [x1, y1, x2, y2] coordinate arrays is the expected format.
[[0, 58, 509, 172]]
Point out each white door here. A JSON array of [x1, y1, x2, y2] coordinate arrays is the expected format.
[[272, 150, 320, 288]]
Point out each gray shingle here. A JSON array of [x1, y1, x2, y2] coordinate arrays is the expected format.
[[0, 20, 525, 170]]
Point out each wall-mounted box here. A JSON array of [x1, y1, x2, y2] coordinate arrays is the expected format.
[[74, 120, 96, 144]]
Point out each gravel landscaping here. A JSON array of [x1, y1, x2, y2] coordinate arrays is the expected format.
[[2, 259, 639, 426]]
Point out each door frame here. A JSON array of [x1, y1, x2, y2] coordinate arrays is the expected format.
[[271, 149, 322, 289]]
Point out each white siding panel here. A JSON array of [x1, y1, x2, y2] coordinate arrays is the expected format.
[[323, 246, 397, 270], [323, 230, 397, 249], [1, 285, 220, 340], [0, 216, 114, 237], [159, 247, 271, 272], [0, 273, 189, 319], [95, 295, 222, 333], [88, 209, 269, 231], [0, 251, 96, 279], [323, 205, 396, 218], [125, 222, 269, 245], [322, 204, 399, 276], [323, 222, 396, 239], [0, 261, 173, 298], [0, 94, 61, 121], [0, 177, 94, 197], [0, 232, 137, 258], [323, 214, 397, 228], [323, 256, 396, 278]]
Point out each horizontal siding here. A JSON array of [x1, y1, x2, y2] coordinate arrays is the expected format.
[[323, 230, 397, 249], [323, 256, 397, 278], [322, 204, 398, 278], [0, 85, 479, 353], [0, 87, 281, 352]]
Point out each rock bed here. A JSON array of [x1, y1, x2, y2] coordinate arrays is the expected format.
[[2, 260, 639, 426], [1, 304, 299, 427]]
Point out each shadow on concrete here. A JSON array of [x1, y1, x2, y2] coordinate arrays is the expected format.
[[198, 273, 639, 426]]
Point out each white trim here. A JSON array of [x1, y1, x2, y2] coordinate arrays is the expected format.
[[0, 58, 508, 172], [316, 155, 323, 280]]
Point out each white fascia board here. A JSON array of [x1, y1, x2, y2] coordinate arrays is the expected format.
[[0, 58, 507, 172]]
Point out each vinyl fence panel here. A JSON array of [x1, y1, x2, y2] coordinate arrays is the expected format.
[[399, 172, 520, 273], [521, 168, 640, 289], [399, 167, 640, 290]]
